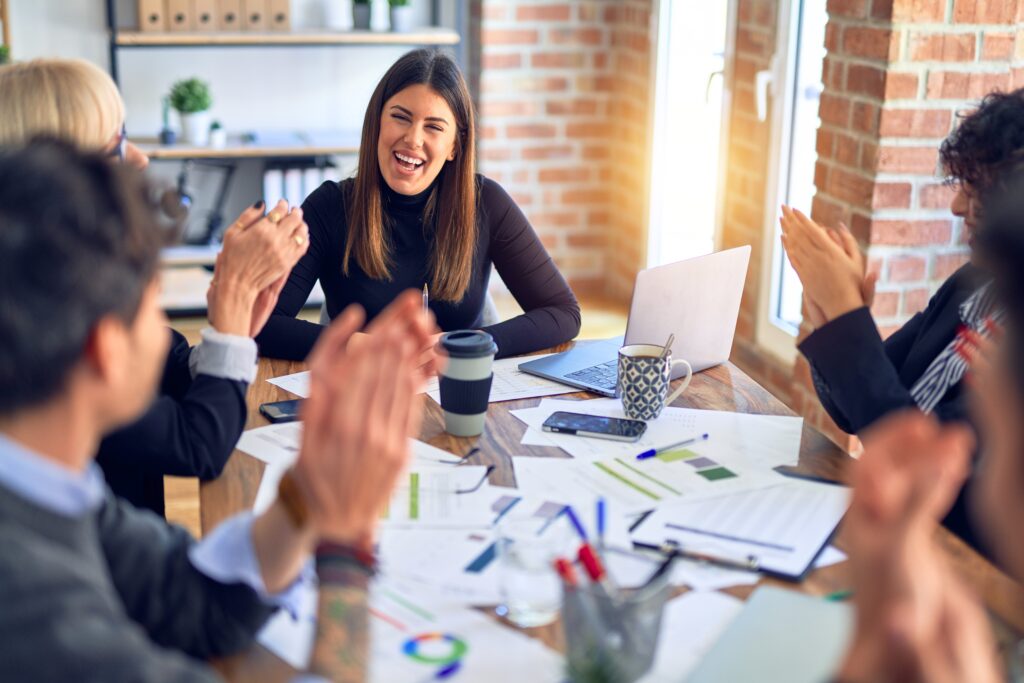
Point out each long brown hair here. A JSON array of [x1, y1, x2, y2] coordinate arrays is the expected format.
[[346, 49, 477, 302]]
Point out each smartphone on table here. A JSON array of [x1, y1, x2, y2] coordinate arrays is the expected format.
[[259, 399, 303, 424], [541, 411, 647, 442]]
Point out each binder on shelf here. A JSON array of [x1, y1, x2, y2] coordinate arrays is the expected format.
[[267, 0, 290, 31], [193, 0, 217, 31], [165, 0, 194, 32], [283, 168, 303, 208], [241, 0, 269, 30], [302, 167, 321, 198], [137, 0, 166, 31], [262, 168, 284, 209], [218, 0, 243, 31]]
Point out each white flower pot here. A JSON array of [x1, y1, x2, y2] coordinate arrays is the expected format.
[[352, 4, 371, 29], [209, 128, 227, 149], [324, 0, 352, 29], [180, 111, 211, 146], [389, 5, 414, 32]]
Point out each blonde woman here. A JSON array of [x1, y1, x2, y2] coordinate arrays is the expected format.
[[0, 58, 309, 514]]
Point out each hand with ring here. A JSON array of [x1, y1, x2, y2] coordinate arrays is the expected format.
[[207, 198, 310, 337]]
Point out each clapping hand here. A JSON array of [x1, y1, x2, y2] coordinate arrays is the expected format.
[[206, 199, 310, 337], [291, 291, 439, 548], [837, 412, 1001, 683], [961, 321, 1024, 578], [780, 206, 877, 327]]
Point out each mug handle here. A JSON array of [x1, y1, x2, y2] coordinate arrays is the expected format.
[[664, 359, 692, 405]]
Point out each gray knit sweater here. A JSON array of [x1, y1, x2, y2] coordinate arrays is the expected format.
[[0, 480, 274, 681]]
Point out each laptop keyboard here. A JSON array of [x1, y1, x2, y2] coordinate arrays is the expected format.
[[565, 360, 618, 391]]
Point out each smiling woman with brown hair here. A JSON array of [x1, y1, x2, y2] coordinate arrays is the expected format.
[[256, 48, 582, 361]]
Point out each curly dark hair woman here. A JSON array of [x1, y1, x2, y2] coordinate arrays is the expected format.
[[940, 89, 1024, 195], [775, 87, 1024, 557]]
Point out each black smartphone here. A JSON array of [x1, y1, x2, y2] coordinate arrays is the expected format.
[[541, 411, 647, 442], [259, 399, 303, 424]]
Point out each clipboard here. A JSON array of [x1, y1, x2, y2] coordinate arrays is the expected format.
[[629, 477, 850, 581]]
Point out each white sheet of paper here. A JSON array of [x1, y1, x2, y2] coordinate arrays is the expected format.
[[511, 398, 804, 470], [381, 467, 496, 528], [638, 591, 744, 683], [235, 421, 302, 467], [631, 479, 851, 578], [267, 370, 310, 397], [422, 354, 576, 404], [268, 355, 575, 405], [512, 427, 785, 515], [369, 582, 564, 683], [259, 579, 564, 681], [237, 424, 461, 470], [814, 545, 848, 569]]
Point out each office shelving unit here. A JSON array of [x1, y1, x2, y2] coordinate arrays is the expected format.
[[103, 0, 466, 160]]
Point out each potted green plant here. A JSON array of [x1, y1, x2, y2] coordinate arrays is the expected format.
[[208, 120, 227, 149], [389, 0, 414, 32], [352, 0, 372, 30], [0, 45, 10, 65], [168, 77, 213, 146]]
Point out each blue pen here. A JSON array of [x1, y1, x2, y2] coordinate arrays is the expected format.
[[596, 498, 606, 548], [636, 433, 709, 460], [562, 505, 589, 542]]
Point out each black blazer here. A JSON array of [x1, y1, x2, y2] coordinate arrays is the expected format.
[[800, 263, 990, 555], [96, 329, 248, 516], [799, 264, 985, 434]]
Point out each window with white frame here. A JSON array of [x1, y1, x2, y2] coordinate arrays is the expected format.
[[755, 0, 829, 361]]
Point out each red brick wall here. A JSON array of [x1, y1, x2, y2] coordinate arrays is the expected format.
[[474, 0, 654, 299]]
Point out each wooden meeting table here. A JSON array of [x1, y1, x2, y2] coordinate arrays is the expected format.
[[205, 348, 1024, 680]]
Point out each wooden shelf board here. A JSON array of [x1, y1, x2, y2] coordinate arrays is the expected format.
[[115, 28, 460, 47], [135, 135, 359, 160]]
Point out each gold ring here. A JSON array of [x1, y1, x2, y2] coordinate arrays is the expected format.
[[294, 235, 306, 246], [268, 211, 282, 223]]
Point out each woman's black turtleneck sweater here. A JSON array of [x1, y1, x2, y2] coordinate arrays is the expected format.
[[256, 175, 581, 360]]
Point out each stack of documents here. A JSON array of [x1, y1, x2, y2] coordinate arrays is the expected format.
[[267, 355, 577, 404], [258, 578, 564, 681]]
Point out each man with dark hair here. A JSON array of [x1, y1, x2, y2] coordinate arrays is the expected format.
[[0, 140, 440, 681]]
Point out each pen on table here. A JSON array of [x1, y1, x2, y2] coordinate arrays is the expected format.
[[659, 542, 760, 573], [562, 505, 589, 542], [422, 283, 429, 313], [596, 498, 606, 549], [635, 433, 710, 460]]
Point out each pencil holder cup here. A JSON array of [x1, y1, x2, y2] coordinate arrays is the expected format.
[[562, 572, 672, 682]]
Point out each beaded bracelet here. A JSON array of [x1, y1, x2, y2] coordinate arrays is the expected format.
[[316, 541, 377, 582]]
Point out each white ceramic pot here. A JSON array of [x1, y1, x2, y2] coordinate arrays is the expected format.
[[324, 0, 352, 29], [389, 5, 414, 32], [209, 127, 227, 149], [179, 110, 211, 146], [352, 3, 371, 29]]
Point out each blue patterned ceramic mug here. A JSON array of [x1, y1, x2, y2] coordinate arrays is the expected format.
[[617, 344, 692, 420]]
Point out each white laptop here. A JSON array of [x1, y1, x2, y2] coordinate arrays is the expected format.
[[518, 246, 751, 396]]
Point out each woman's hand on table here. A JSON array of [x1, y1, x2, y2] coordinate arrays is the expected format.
[[780, 206, 874, 326], [206, 199, 309, 337]]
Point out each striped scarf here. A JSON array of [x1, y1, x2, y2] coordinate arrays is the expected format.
[[909, 282, 1002, 414]]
